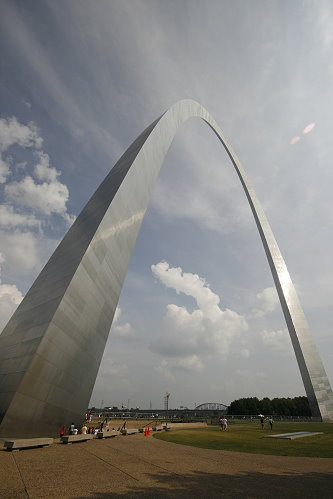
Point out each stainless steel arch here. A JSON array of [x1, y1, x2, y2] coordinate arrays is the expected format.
[[0, 99, 332, 438]]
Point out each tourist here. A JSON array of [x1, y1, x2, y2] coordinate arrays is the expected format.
[[222, 417, 228, 431], [260, 417, 264, 429], [268, 417, 273, 430], [73, 428, 78, 435], [59, 425, 65, 438], [69, 422, 75, 435], [81, 423, 88, 434]]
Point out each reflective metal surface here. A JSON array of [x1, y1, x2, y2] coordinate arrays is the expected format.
[[0, 99, 332, 438]]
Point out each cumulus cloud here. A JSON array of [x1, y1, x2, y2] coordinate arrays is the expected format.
[[0, 117, 42, 183], [0, 205, 41, 229], [0, 252, 23, 331], [250, 287, 279, 318], [0, 115, 76, 332], [5, 175, 70, 217], [0, 115, 74, 227], [151, 261, 248, 364], [97, 353, 130, 379], [156, 356, 204, 380], [0, 229, 40, 273], [260, 328, 292, 355], [0, 157, 10, 184], [155, 360, 176, 382], [107, 361, 129, 377], [33, 151, 59, 182], [113, 306, 121, 323], [0, 116, 42, 152], [111, 306, 135, 341], [113, 322, 135, 340]]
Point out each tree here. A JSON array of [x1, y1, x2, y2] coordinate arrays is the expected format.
[[228, 396, 311, 416]]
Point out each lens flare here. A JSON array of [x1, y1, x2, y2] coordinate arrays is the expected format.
[[303, 123, 315, 134], [290, 136, 300, 145]]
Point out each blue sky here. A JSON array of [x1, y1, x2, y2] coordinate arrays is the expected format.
[[1, 0, 333, 410]]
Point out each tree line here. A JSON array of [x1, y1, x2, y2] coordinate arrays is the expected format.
[[227, 396, 311, 416]]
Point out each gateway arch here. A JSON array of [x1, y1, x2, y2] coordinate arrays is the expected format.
[[0, 100, 332, 438]]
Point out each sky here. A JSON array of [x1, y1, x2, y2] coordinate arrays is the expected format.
[[0, 0, 333, 410]]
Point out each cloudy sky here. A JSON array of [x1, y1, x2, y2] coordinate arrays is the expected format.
[[1, 0, 333, 410]]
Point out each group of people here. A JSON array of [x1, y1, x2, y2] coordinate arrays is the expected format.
[[218, 415, 274, 432], [260, 416, 273, 429], [219, 417, 228, 431], [59, 421, 120, 438]]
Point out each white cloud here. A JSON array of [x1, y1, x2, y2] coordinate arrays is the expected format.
[[152, 261, 220, 313], [0, 116, 42, 183], [0, 252, 23, 331], [155, 360, 176, 382], [0, 157, 10, 184], [260, 328, 292, 355], [0, 205, 41, 229], [21, 99, 31, 109], [110, 305, 135, 341], [0, 229, 40, 273], [0, 284, 23, 331], [101, 359, 129, 378], [151, 261, 248, 360], [155, 356, 204, 379], [250, 287, 279, 318], [5, 175, 70, 217], [113, 306, 121, 323], [33, 151, 59, 182], [0, 116, 42, 152], [113, 323, 135, 340], [107, 361, 129, 377], [174, 354, 204, 372], [0, 116, 74, 227]]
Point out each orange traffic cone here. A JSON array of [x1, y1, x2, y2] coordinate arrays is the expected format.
[[147, 426, 150, 436], [144, 427, 148, 436]]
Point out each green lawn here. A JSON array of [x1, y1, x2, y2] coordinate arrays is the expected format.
[[153, 422, 333, 457]]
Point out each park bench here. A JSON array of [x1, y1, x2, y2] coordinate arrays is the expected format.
[[4, 438, 54, 451], [61, 434, 93, 444], [120, 428, 139, 435], [97, 430, 120, 439]]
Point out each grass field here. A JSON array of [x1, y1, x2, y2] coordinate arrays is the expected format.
[[153, 422, 333, 457]]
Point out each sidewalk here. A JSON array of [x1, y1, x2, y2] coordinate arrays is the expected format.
[[0, 432, 332, 498]]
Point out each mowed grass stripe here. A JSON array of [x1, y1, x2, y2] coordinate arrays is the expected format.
[[153, 423, 333, 457]]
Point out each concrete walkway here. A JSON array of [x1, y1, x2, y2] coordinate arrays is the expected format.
[[0, 433, 332, 498]]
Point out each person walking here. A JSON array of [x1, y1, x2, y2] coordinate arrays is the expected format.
[[268, 417, 273, 430]]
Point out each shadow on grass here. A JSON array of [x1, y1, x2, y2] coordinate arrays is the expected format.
[[79, 469, 333, 498]]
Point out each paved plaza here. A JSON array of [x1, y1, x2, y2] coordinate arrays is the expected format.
[[1, 433, 333, 498]]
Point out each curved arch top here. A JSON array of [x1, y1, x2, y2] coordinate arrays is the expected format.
[[0, 100, 332, 437]]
